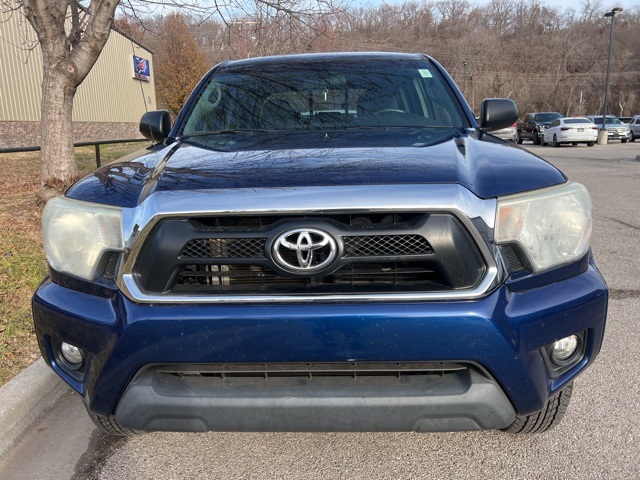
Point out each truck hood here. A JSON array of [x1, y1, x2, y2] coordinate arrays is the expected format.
[[67, 129, 566, 208]]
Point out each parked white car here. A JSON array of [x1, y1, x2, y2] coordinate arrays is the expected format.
[[629, 115, 640, 142], [543, 117, 598, 147]]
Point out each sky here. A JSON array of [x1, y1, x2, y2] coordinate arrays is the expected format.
[[373, 0, 639, 10]]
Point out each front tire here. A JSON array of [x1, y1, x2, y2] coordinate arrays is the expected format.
[[532, 130, 540, 145], [86, 408, 140, 437], [516, 130, 523, 144], [587, 141, 595, 147], [621, 138, 628, 143], [502, 382, 573, 434], [553, 135, 561, 148]]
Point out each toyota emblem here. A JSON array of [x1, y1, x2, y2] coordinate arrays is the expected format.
[[272, 228, 338, 274]]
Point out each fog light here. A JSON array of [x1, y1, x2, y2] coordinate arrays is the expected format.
[[552, 335, 578, 362], [60, 342, 83, 365]]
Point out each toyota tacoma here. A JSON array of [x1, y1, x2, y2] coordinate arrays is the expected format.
[[33, 52, 608, 435]]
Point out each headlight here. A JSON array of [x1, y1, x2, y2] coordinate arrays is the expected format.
[[495, 182, 592, 273], [42, 197, 124, 281]]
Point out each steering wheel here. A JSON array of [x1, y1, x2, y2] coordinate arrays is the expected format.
[[207, 85, 223, 107]]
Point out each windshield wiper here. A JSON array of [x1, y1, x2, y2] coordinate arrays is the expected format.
[[340, 125, 463, 130], [178, 128, 270, 140]]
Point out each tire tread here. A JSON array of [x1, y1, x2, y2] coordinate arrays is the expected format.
[[87, 410, 140, 437], [502, 382, 573, 434]]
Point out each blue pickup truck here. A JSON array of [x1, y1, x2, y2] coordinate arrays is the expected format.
[[33, 52, 607, 435]]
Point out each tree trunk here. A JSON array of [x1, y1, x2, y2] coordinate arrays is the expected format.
[[38, 65, 78, 201], [22, 0, 120, 202]]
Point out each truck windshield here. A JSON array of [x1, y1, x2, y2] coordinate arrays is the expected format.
[[179, 58, 469, 137], [535, 113, 562, 123], [591, 117, 621, 125]]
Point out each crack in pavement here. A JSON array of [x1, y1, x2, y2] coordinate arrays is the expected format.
[[595, 215, 640, 232], [71, 430, 129, 480], [609, 289, 640, 300]]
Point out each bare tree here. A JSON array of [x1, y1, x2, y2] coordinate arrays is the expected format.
[[18, 0, 121, 199], [4, 0, 640, 201], [2, 0, 346, 200], [617, 90, 635, 118], [154, 13, 210, 115]]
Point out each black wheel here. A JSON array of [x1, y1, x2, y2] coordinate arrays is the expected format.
[[553, 135, 561, 148], [621, 138, 627, 143], [587, 141, 595, 147], [532, 130, 540, 145], [516, 130, 523, 144], [572, 142, 578, 146], [86, 408, 140, 436], [502, 382, 573, 434], [631, 132, 636, 142]]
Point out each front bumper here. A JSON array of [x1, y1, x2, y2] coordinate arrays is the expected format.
[[115, 364, 515, 432], [606, 129, 631, 140], [32, 262, 607, 432]]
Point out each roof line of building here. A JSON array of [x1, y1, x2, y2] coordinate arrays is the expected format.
[[111, 24, 155, 55], [76, 3, 154, 54]]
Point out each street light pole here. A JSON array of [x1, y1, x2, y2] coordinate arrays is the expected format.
[[463, 61, 467, 96], [597, 7, 623, 145]]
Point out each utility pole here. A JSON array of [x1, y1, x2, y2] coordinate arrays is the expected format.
[[597, 7, 623, 145], [463, 61, 468, 96]]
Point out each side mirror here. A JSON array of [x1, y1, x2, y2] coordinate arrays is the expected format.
[[479, 99, 518, 131], [140, 110, 171, 142]]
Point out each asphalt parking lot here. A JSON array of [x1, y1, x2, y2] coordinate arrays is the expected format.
[[1, 142, 639, 480]]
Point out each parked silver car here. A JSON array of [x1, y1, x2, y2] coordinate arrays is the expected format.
[[629, 115, 640, 142], [587, 115, 631, 143], [491, 122, 517, 142]]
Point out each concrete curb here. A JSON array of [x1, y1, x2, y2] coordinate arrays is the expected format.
[[0, 358, 69, 459]]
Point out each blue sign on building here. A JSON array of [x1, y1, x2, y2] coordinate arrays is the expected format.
[[132, 55, 150, 81]]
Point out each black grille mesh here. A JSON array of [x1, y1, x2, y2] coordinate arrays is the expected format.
[[181, 235, 431, 259], [344, 235, 432, 256], [182, 238, 266, 258], [502, 245, 525, 272], [102, 252, 120, 278]]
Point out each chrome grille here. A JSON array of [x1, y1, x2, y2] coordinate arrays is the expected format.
[[133, 212, 486, 296]]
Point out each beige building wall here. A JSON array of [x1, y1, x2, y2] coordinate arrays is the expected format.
[[0, 10, 43, 122], [73, 32, 156, 123], [0, 7, 156, 146]]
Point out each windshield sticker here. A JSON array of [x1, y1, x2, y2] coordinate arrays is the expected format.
[[419, 69, 433, 78]]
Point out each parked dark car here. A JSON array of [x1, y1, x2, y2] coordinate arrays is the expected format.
[[33, 52, 607, 436], [516, 112, 563, 144]]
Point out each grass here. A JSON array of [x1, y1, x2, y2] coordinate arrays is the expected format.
[[0, 142, 146, 385]]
